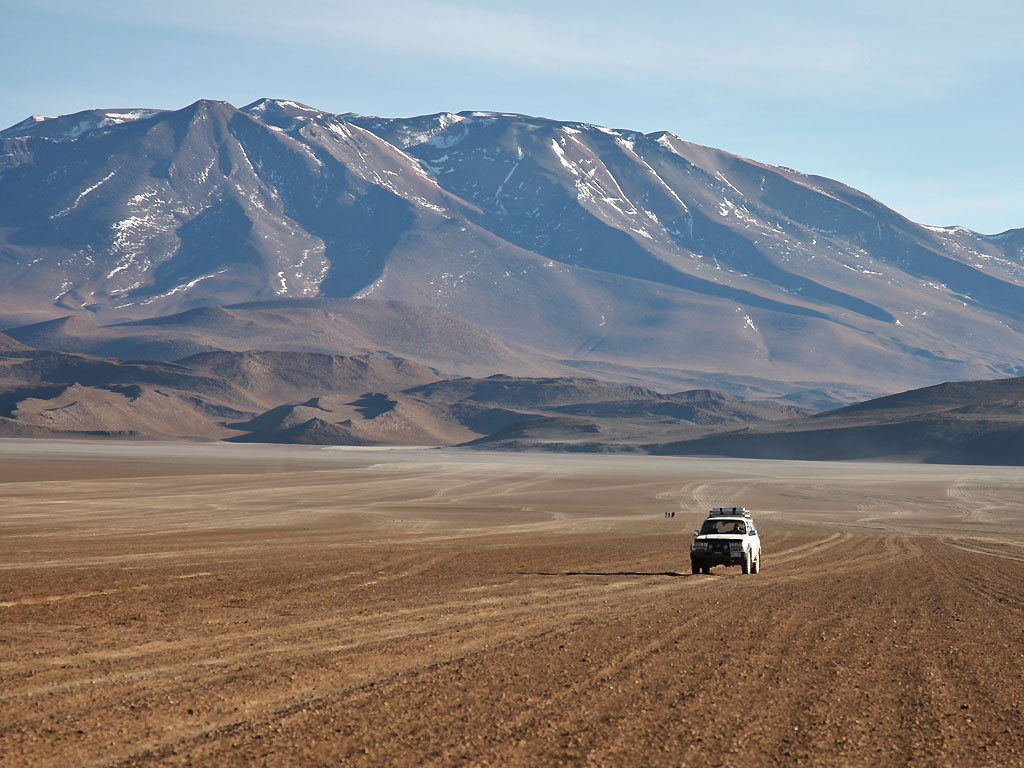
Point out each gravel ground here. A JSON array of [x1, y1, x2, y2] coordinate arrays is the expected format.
[[1, 441, 1022, 767]]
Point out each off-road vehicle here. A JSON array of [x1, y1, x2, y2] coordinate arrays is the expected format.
[[690, 507, 761, 574]]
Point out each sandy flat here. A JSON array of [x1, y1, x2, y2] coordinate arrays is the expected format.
[[1, 439, 1022, 767]]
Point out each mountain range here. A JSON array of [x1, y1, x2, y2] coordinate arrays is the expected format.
[[2, 99, 1023, 408]]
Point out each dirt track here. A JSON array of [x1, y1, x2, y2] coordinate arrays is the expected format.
[[2, 440, 1023, 767]]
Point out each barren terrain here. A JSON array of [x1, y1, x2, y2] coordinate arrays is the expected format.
[[2, 440, 1023, 767]]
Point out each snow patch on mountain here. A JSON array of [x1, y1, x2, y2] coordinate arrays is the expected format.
[[426, 121, 474, 150], [51, 170, 117, 218]]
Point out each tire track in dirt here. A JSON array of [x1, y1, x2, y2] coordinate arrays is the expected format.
[[1, 554, 698, 736], [937, 543, 1024, 611], [64, 576, 699, 766]]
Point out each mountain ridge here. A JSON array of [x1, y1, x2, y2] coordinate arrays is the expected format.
[[0, 346, 808, 448]]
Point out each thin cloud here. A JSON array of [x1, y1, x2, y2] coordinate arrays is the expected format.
[[21, 0, 1020, 103]]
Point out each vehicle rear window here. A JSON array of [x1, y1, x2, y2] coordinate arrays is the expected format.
[[700, 520, 746, 535]]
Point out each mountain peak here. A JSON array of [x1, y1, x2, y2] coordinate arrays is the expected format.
[[177, 98, 239, 121], [242, 98, 322, 118], [186, 98, 234, 110]]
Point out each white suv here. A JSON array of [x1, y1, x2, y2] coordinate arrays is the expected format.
[[690, 507, 761, 575]]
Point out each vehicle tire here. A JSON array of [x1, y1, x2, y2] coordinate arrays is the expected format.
[[751, 551, 760, 574], [691, 559, 700, 575], [701, 565, 710, 574], [741, 551, 751, 574]]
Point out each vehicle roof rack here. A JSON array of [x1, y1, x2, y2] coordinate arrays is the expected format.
[[708, 507, 750, 517]]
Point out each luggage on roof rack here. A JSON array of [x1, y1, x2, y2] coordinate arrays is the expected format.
[[708, 507, 749, 516]]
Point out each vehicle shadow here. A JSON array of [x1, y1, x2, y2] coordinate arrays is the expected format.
[[525, 571, 689, 577]]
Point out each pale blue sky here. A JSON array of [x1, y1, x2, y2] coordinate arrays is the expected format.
[[2, 0, 1021, 234]]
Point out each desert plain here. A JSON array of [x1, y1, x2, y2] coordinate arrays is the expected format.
[[1, 439, 1022, 767]]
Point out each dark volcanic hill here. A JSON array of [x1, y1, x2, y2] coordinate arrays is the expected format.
[[2, 100, 1023, 404], [0, 348, 440, 441], [0, 348, 259, 439], [180, 350, 442, 403], [227, 374, 809, 448], [648, 375, 1024, 465], [820, 376, 1024, 419], [0, 332, 29, 353]]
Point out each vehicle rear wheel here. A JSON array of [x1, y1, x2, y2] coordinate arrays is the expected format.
[[741, 551, 751, 574], [700, 565, 710, 574], [691, 559, 700, 575], [751, 551, 760, 574]]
